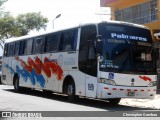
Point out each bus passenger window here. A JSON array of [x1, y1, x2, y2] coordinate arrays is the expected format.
[[3, 44, 8, 57], [59, 29, 78, 51], [7, 43, 14, 57], [45, 33, 59, 52], [24, 39, 33, 55], [19, 41, 25, 55], [33, 37, 44, 54], [14, 42, 20, 56]]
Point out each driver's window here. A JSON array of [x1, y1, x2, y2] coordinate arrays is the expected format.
[[79, 25, 97, 76]]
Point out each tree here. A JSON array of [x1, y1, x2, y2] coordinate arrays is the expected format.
[[0, 0, 49, 49], [0, 15, 19, 48], [0, 0, 8, 48], [0, 0, 7, 6], [0, 12, 48, 40], [16, 12, 48, 36]]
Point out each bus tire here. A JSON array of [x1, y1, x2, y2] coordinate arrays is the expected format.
[[67, 81, 77, 102], [13, 76, 21, 92], [108, 98, 121, 105]]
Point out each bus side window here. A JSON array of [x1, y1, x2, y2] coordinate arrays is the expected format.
[[72, 29, 78, 50], [45, 33, 59, 52], [19, 41, 25, 55], [59, 29, 78, 51], [33, 37, 44, 54], [24, 39, 33, 55], [14, 41, 20, 56], [7, 43, 15, 57], [79, 25, 97, 76], [3, 44, 8, 57]]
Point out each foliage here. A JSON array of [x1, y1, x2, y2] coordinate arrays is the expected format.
[[0, 12, 48, 39], [0, 15, 19, 40], [0, 0, 7, 6], [16, 12, 48, 36], [0, 0, 8, 17], [0, 0, 49, 49]]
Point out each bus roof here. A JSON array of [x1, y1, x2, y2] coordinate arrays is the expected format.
[[5, 20, 148, 43]]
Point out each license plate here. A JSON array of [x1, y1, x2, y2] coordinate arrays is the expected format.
[[127, 91, 135, 96]]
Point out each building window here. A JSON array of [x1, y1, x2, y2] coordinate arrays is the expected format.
[[115, 0, 158, 24]]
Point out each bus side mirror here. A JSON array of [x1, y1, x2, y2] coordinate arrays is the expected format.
[[96, 35, 102, 55]]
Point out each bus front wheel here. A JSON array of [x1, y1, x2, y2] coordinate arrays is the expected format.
[[108, 98, 121, 105]]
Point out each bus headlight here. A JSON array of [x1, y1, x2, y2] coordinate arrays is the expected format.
[[148, 81, 156, 87], [98, 78, 116, 85]]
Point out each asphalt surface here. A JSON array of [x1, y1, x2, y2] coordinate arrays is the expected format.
[[0, 85, 160, 120]]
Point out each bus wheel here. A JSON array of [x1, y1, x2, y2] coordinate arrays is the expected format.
[[14, 76, 21, 92], [108, 98, 121, 105], [67, 81, 77, 102]]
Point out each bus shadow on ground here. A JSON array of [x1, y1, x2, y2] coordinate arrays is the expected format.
[[3, 88, 157, 111]]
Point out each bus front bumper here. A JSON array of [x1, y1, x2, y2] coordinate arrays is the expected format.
[[97, 83, 156, 100]]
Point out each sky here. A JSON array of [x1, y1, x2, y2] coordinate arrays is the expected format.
[[0, 0, 110, 56]]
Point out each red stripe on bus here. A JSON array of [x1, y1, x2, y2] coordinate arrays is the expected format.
[[127, 89, 131, 91], [104, 87, 109, 90], [112, 88, 117, 90]]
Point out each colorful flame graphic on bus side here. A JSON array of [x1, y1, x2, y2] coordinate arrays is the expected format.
[[139, 76, 152, 82], [15, 56, 64, 80]]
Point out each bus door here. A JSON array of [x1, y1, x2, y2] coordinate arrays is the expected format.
[[80, 25, 98, 98], [2, 43, 14, 85], [85, 37, 98, 98]]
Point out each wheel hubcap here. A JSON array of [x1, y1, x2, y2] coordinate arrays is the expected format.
[[68, 85, 73, 95]]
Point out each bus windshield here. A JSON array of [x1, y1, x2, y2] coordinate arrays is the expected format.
[[98, 23, 156, 74]]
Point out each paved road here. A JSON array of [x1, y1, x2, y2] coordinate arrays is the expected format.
[[0, 85, 160, 111], [0, 85, 160, 120]]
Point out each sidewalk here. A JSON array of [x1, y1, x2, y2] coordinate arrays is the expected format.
[[120, 92, 160, 109]]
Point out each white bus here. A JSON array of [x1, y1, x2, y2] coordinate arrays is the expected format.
[[1, 21, 158, 105]]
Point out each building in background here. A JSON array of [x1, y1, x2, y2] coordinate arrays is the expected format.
[[100, 0, 160, 89], [100, 0, 160, 42]]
